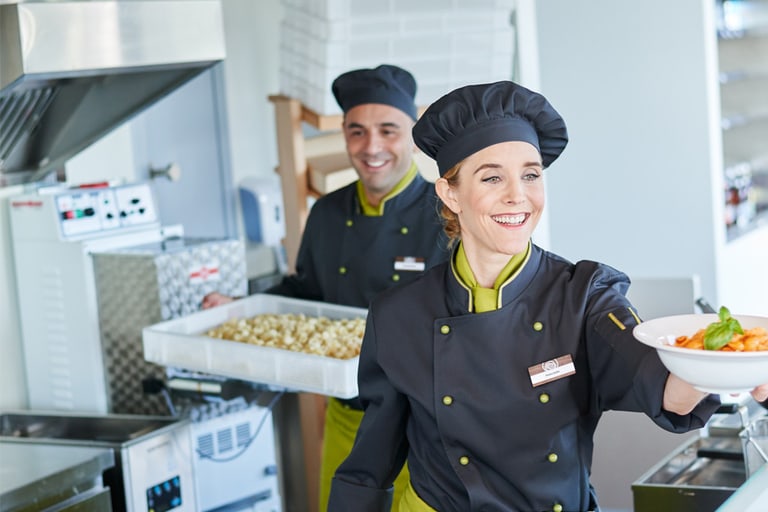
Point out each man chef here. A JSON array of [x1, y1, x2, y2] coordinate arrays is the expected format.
[[202, 64, 450, 510]]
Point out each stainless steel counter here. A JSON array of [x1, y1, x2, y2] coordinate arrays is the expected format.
[[633, 401, 768, 512], [717, 464, 768, 512], [0, 411, 195, 512], [0, 441, 114, 511]]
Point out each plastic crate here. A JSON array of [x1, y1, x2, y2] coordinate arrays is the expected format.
[[142, 294, 367, 398]]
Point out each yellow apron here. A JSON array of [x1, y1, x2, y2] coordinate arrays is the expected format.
[[319, 397, 410, 511], [397, 481, 437, 512]]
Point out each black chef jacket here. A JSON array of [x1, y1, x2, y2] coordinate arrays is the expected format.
[[329, 244, 721, 512], [268, 172, 449, 308]]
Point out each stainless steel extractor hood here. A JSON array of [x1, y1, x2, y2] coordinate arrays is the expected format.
[[0, 0, 226, 186]]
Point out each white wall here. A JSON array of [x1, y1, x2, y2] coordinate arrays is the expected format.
[[535, 0, 722, 302], [66, 125, 138, 186], [513, 0, 552, 250], [534, 0, 768, 318], [720, 228, 768, 315], [220, 0, 282, 186]]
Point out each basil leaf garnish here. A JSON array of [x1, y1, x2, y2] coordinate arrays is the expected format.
[[703, 306, 744, 351]]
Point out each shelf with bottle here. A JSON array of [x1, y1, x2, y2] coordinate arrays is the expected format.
[[721, 118, 768, 165], [724, 157, 768, 240], [719, 69, 768, 84], [717, 42, 768, 128], [719, 112, 767, 236], [716, 0, 768, 40], [717, 0, 768, 240], [720, 111, 768, 130]]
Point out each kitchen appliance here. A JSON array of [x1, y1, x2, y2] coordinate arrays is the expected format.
[[10, 182, 167, 412], [2, 3, 277, 509], [0, 411, 196, 512], [9, 183, 280, 510], [92, 234, 247, 415], [9, 182, 247, 414], [632, 398, 768, 512], [87, 221, 285, 510], [716, 460, 768, 512], [632, 435, 746, 512], [740, 417, 768, 478], [185, 400, 282, 512], [1, 442, 114, 512], [3, 0, 230, 410], [0, 0, 226, 187]]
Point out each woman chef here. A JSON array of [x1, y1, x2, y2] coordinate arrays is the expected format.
[[327, 81, 768, 512]]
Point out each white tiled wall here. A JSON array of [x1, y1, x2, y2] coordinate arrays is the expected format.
[[279, 0, 517, 114]]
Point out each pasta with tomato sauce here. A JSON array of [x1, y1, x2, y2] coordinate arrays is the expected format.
[[675, 327, 768, 352]]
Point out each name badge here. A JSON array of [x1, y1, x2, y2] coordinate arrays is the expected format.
[[528, 354, 576, 387], [394, 256, 425, 271]]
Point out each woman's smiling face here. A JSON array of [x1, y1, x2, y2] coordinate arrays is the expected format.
[[436, 141, 545, 262]]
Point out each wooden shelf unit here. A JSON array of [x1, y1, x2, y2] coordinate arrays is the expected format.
[[270, 95, 360, 273]]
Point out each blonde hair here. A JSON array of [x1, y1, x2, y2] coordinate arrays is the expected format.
[[439, 163, 462, 248]]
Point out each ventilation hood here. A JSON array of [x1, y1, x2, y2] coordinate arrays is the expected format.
[[0, 0, 226, 186]]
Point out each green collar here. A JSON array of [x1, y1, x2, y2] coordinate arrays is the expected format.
[[454, 241, 531, 313]]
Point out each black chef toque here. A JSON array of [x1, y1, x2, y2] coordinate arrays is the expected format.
[[332, 64, 418, 120], [412, 81, 568, 175]]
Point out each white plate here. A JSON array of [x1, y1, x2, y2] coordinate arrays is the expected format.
[[633, 314, 768, 394]]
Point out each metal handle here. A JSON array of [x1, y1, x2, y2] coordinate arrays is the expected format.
[[695, 297, 717, 314], [746, 435, 768, 463], [149, 162, 182, 182]]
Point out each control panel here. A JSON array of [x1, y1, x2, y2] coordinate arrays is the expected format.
[[146, 475, 183, 511], [55, 183, 158, 238]]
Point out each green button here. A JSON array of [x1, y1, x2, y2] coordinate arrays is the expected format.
[[339, 267, 347, 275], [400, 226, 409, 234], [553, 504, 563, 512], [442, 395, 453, 406], [440, 325, 450, 335], [533, 321, 543, 331], [346, 219, 353, 227], [459, 456, 469, 466], [392, 274, 400, 282], [548, 453, 558, 463], [539, 393, 550, 404]]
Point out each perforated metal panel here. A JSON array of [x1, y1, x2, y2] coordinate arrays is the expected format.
[[93, 238, 247, 414]]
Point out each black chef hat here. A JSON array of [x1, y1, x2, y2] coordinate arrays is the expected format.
[[413, 81, 568, 175], [332, 64, 418, 120]]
